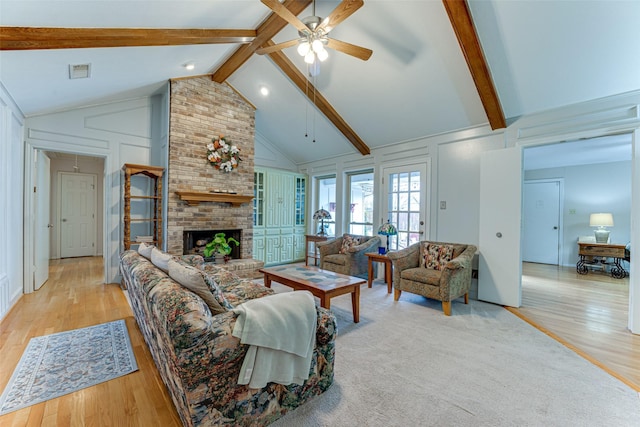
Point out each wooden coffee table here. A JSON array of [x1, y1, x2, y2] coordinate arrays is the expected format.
[[259, 265, 366, 323]]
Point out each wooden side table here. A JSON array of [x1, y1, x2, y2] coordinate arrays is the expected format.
[[305, 234, 329, 266], [366, 252, 393, 293], [576, 242, 628, 278]]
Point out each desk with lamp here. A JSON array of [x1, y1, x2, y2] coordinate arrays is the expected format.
[[305, 209, 332, 266], [365, 220, 398, 293], [576, 213, 628, 278]]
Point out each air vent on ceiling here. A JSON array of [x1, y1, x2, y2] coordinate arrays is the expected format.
[[69, 63, 91, 79]]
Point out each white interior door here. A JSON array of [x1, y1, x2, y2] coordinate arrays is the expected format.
[[382, 162, 428, 251], [523, 181, 561, 264], [60, 172, 96, 258], [34, 150, 50, 290], [478, 147, 522, 307]]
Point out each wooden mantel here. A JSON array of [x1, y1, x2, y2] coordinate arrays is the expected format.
[[175, 191, 253, 207]]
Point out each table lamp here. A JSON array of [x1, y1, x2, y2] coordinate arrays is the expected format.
[[313, 209, 331, 236], [377, 220, 398, 254], [589, 213, 613, 243]]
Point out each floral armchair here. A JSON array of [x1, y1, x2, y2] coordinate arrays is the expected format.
[[318, 234, 381, 279], [386, 241, 477, 316]]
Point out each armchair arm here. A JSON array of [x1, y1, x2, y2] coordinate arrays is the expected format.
[[439, 244, 477, 300], [387, 243, 421, 285]]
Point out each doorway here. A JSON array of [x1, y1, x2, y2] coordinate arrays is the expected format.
[[381, 161, 429, 251], [523, 180, 562, 265], [25, 149, 106, 293]]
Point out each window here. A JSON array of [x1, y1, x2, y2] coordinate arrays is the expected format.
[[347, 170, 374, 236], [316, 175, 336, 236]]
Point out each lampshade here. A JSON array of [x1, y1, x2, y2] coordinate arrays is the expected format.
[[589, 213, 614, 228], [313, 209, 331, 220], [377, 220, 398, 236]]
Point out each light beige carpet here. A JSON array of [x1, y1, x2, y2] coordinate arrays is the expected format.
[[266, 280, 640, 426]]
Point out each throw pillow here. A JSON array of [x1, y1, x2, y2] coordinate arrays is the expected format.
[[167, 259, 227, 315], [138, 242, 154, 259], [422, 243, 454, 271], [202, 273, 235, 310], [340, 234, 361, 254], [150, 247, 172, 273]]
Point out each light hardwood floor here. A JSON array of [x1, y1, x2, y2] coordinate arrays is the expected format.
[[512, 262, 640, 391], [1, 258, 638, 425], [0, 257, 182, 427]]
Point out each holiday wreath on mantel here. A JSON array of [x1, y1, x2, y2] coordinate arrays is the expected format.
[[207, 135, 242, 172]]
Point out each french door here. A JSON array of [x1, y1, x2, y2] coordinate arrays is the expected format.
[[381, 162, 429, 251]]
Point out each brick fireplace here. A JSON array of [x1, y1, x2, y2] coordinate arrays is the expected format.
[[166, 77, 255, 258]]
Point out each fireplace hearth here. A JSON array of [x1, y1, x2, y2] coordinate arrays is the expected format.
[[183, 229, 242, 260]]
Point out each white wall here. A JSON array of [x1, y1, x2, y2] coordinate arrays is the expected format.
[[255, 131, 298, 171], [24, 93, 166, 284], [525, 161, 631, 267], [0, 83, 25, 321]]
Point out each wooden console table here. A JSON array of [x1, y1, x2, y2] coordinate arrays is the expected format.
[[366, 252, 393, 293], [305, 235, 329, 266], [576, 242, 628, 279]]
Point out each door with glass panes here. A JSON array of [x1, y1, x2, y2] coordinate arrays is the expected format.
[[381, 163, 428, 251]]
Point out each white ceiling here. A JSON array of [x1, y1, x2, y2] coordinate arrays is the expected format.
[[1, 1, 639, 165]]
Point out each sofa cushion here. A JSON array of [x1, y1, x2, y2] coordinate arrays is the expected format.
[[324, 254, 347, 266], [168, 259, 227, 315], [138, 242, 154, 259], [402, 267, 441, 286], [340, 234, 361, 254], [422, 243, 454, 271], [151, 247, 172, 272], [202, 273, 235, 310]]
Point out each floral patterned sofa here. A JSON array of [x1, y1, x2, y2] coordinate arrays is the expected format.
[[119, 249, 336, 426]]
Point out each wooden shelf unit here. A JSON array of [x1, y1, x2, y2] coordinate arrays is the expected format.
[[123, 163, 164, 250]]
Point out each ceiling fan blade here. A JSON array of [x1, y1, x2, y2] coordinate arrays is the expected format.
[[318, 0, 364, 34], [261, 0, 310, 35], [326, 38, 372, 61], [256, 39, 300, 55]]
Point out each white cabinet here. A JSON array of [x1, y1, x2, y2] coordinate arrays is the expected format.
[[254, 167, 306, 266]]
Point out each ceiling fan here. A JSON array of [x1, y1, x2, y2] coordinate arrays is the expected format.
[[256, 0, 373, 64]]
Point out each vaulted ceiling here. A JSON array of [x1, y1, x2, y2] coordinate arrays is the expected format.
[[1, 1, 639, 165]]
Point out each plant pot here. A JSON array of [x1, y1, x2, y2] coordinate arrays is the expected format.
[[213, 253, 225, 264]]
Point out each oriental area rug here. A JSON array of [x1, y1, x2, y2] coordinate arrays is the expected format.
[[0, 319, 137, 415]]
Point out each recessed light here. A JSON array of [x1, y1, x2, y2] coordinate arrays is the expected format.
[[184, 63, 195, 71], [260, 86, 269, 96]]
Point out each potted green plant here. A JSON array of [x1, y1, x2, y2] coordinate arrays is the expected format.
[[203, 232, 240, 264]]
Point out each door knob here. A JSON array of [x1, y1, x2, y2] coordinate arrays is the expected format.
[[47, 224, 53, 228], [61, 218, 67, 222], [553, 226, 558, 230], [496, 232, 502, 238]]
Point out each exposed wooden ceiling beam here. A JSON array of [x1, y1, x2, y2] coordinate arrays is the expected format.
[[211, 0, 312, 83], [265, 41, 370, 156], [442, 0, 506, 130], [0, 27, 255, 50]]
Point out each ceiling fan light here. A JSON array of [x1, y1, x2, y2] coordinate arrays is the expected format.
[[304, 51, 316, 64], [317, 48, 329, 62], [297, 41, 310, 56], [311, 39, 324, 53]]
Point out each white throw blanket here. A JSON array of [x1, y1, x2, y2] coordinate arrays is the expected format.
[[232, 291, 317, 389]]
